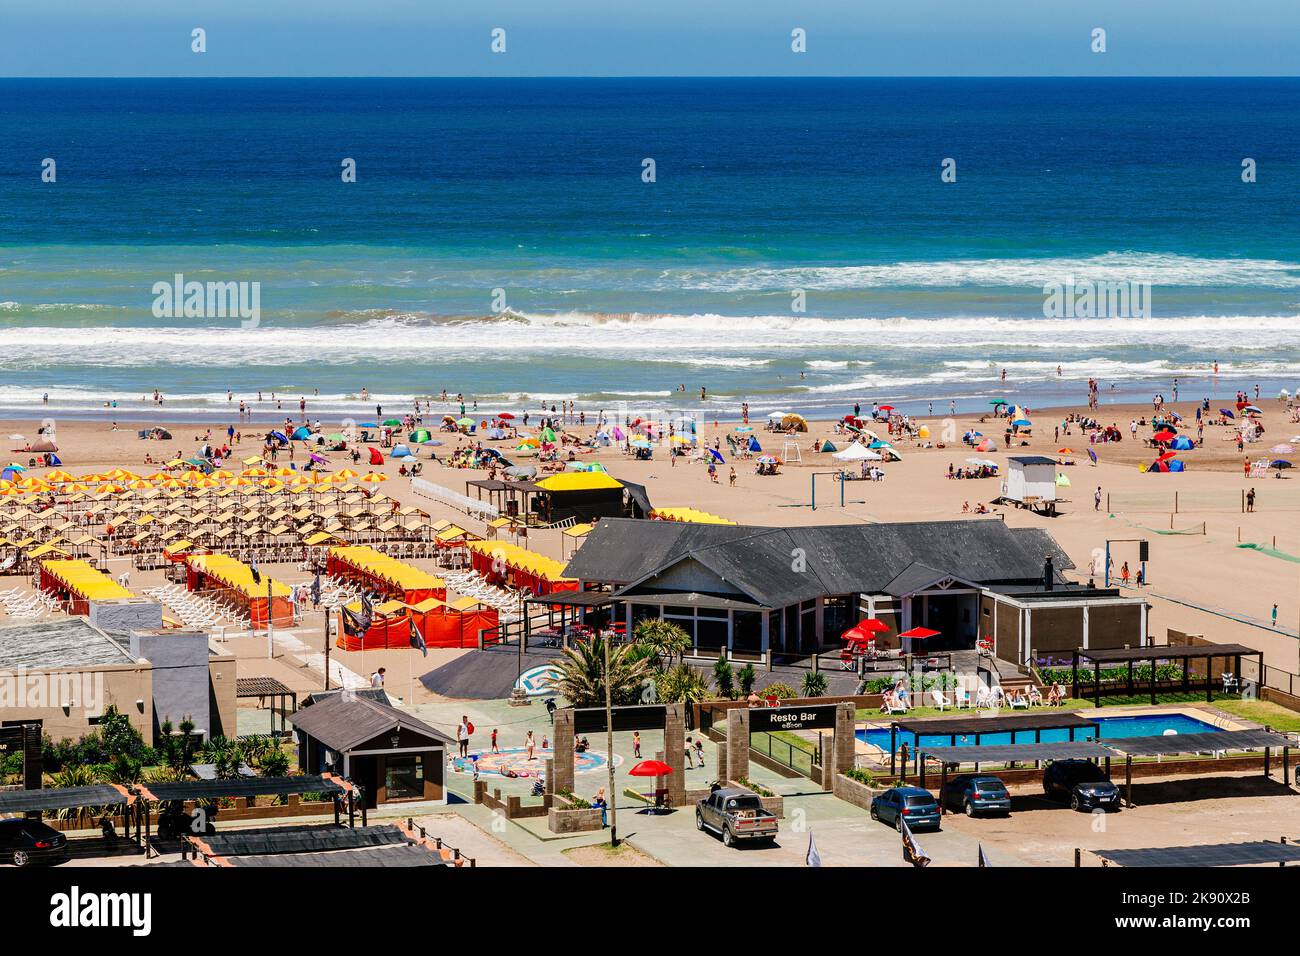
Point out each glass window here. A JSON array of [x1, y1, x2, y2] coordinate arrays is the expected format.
[[384, 755, 424, 799]]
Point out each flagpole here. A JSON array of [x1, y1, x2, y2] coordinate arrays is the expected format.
[[266, 576, 273, 659], [604, 634, 617, 847]]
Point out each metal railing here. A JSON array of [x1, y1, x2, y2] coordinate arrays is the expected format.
[[750, 732, 819, 776]]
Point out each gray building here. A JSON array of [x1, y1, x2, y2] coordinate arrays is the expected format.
[[559, 518, 1147, 664]]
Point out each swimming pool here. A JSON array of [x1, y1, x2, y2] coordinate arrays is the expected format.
[[857, 712, 1220, 751]]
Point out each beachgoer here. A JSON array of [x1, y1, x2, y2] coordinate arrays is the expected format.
[[370, 667, 385, 688]]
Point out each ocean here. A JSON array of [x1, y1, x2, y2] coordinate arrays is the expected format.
[[1, 77, 1298, 423]]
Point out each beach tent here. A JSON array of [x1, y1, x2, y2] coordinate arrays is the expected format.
[[291, 426, 312, 441], [820, 439, 837, 452], [540, 427, 557, 443], [410, 429, 432, 444], [29, 438, 58, 453], [390, 444, 413, 458], [747, 436, 762, 452], [367, 447, 384, 466], [1170, 435, 1194, 451], [832, 443, 881, 461]]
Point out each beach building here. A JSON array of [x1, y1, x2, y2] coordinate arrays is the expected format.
[[0, 617, 235, 742], [292, 692, 454, 809], [557, 519, 1146, 665]]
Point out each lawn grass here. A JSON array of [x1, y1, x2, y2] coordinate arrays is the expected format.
[[1210, 698, 1300, 732]]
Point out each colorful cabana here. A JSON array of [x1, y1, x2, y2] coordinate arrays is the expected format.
[[464, 540, 579, 595], [408, 596, 500, 649], [39, 558, 134, 614], [184, 552, 293, 628], [326, 545, 446, 604]]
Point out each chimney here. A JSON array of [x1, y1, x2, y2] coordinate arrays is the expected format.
[[1043, 555, 1054, 592]]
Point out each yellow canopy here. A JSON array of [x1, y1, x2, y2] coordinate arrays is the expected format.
[[650, 507, 737, 525], [562, 522, 594, 538], [535, 472, 623, 493], [328, 545, 445, 593], [186, 553, 291, 598], [40, 558, 134, 600]]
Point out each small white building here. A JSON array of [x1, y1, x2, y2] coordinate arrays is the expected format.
[[1002, 456, 1059, 513]]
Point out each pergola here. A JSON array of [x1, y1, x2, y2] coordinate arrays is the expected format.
[[889, 711, 1099, 776], [1088, 840, 1300, 867], [523, 589, 618, 646], [1104, 728, 1293, 807], [1072, 643, 1265, 705], [917, 740, 1113, 809], [235, 676, 299, 737]]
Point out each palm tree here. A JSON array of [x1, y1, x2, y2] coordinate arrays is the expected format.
[[655, 663, 713, 706], [633, 618, 691, 669], [549, 634, 653, 707], [801, 671, 829, 698]]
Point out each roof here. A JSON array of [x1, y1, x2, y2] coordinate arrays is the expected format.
[[1103, 729, 1294, 756], [289, 693, 455, 752], [138, 775, 344, 803], [565, 518, 1075, 607], [616, 590, 769, 611], [0, 617, 135, 670], [224, 845, 446, 867], [0, 784, 129, 814], [1094, 841, 1300, 868], [1007, 456, 1058, 466], [882, 562, 979, 598], [534, 472, 624, 493], [1077, 643, 1263, 663], [235, 676, 296, 699], [193, 823, 410, 858], [892, 711, 1098, 737], [40, 558, 135, 601], [919, 741, 1113, 763]]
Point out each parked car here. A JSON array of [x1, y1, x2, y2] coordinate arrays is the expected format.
[[870, 786, 941, 830], [0, 819, 69, 867], [1042, 759, 1121, 811], [940, 774, 1011, 816], [695, 787, 778, 847]]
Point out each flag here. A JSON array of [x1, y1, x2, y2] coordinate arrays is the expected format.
[[900, 816, 931, 868], [978, 843, 991, 868], [409, 616, 427, 657], [341, 595, 374, 638], [310, 573, 321, 606], [250, 561, 261, 586], [805, 830, 821, 868]]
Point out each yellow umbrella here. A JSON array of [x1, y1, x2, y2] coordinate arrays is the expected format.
[[272, 466, 295, 477], [335, 468, 358, 479], [360, 472, 388, 483], [242, 467, 268, 477]]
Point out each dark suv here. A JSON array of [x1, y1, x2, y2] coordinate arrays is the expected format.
[[940, 774, 1011, 816], [1042, 759, 1121, 811], [0, 818, 69, 866]]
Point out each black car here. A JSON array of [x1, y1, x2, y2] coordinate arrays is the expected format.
[[940, 774, 1012, 816], [0, 819, 69, 867], [1042, 759, 1121, 811]]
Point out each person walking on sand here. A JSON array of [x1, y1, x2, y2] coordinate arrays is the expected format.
[[1094, 486, 1102, 511], [1120, 561, 1130, 586], [525, 730, 536, 760], [1246, 487, 1256, 512], [1272, 603, 1279, 628]]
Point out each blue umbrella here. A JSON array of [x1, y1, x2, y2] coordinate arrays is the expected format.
[[1012, 418, 1032, 427], [1219, 409, 1234, 419]]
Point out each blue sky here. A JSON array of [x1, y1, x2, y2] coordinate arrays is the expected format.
[[5, 0, 1300, 76]]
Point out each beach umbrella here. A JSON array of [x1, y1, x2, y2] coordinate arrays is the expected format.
[[1269, 444, 1294, 454], [457, 417, 475, 428], [898, 626, 940, 640], [382, 419, 402, 427], [767, 412, 788, 420], [734, 425, 753, 432], [423, 439, 443, 446], [1011, 418, 1032, 428], [1158, 450, 1178, 462], [630, 439, 652, 449], [756, 455, 780, 464], [1219, 408, 1235, 419], [1271, 460, 1293, 469], [1152, 430, 1176, 442], [628, 760, 673, 777], [360, 472, 388, 483], [989, 399, 1007, 407], [539, 427, 557, 442], [1244, 405, 1263, 415], [1056, 447, 1074, 454], [409, 429, 432, 444], [497, 412, 515, 420], [747, 437, 762, 452], [708, 448, 725, 463], [505, 465, 536, 479]]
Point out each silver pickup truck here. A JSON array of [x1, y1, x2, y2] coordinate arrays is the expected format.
[[696, 787, 778, 847]]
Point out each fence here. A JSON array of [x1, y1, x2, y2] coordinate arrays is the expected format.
[[1108, 489, 1300, 514], [750, 731, 820, 777]]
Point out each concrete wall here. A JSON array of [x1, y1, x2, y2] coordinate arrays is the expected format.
[[89, 598, 163, 637], [206, 645, 237, 739], [0, 662, 153, 742], [129, 628, 212, 741], [1028, 606, 1084, 656]]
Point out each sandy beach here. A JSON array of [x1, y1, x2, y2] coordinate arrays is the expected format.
[[6, 392, 1299, 693]]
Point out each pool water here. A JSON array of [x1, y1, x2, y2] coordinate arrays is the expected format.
[[857, 712, 1219, 751]]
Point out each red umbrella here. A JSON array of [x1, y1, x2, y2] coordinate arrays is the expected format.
[[1157, 450, 1178, 462], [841, 618, 888, 643], [628, 759, 672, 777], [898, 626, 941, 640], [1152, 430, 1176, 442], [497, 412, 515, 420], [879, 405, 895, 411]]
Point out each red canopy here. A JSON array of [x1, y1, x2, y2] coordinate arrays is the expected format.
[[628, 759, 673, 777], [842, 618, 889, 644], [1157, 450, 1179, 462], [1152, 430, 1176, 442], [898, 626, 940, 640]]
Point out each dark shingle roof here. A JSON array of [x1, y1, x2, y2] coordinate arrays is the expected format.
[[568, 518, 1074, 607], [289, 693, 454, 752]]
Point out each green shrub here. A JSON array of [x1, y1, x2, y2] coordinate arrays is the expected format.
[[758, 682, 797, 699], [713, 656, 735, 699], [735, 776, 774, 797], [843, 767, 875, 786], [801, 671, 829, 698]]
